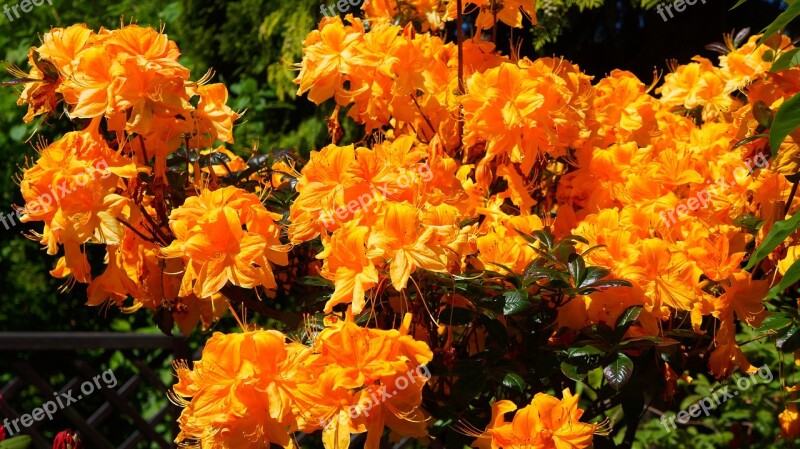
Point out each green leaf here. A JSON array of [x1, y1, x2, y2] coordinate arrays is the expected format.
[[603, 353, 634, 390], [563, 234, 590, 244], [733, 213, 764, 232], [566, 345, 605, 358], [616, 306, 643, 330], [502, 289, 531, 315], [758, 0, 800, 47], [770, 93, 800, 157], [487, 262, 523, 287], [552, 241, 577, 265], [502, 372, 526, 392], [299, 275, 335, 288], [0, 436, 33, 449], [777, 323, 800, 352], [730, 0, 750, 10], [531, 229, 555, 249], [767, 258, 800, 299], [620, 336, 680, 348], [523, 265, 562, 283], [568, 253, 587, 287], [581, 266, 612, 287], [732, 133, 768, 150], [560, 361, 587, 381], [745, 212, 800, 270], [580, 244, 607, 257], [756, 313, 793, 332], [587, 280, 633, 289], [772, 48, 800, 72]]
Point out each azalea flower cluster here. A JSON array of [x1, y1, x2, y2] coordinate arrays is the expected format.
[[361, 0, 536, 32], [558, 34, 800, 380], [14, 24, 284, 333], [10, 0, 800, 446], [171, 313, 432, 449], [292, 3, 800, 444], [468, 389, 596, 449]]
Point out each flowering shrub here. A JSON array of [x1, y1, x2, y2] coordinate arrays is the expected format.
[[6, 1, 800, 448]]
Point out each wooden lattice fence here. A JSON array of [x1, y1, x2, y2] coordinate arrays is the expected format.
[[0, 333, 190, 449]]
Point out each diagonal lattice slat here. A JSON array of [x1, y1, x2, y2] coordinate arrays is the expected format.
[[0, 333, 190, 449]]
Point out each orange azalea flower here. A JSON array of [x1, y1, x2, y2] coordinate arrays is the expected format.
[[708, 273, 768, 379], [305, 313, 433, 449], [318, 221, 379, 314], [780, 386, 800, 440], [295, 16, 364, 105], [466, 0, 537, 30], [471, 389, 596, 449], [780, 403, 800, 440], [20, 126, 139, 281], [161, 186, 288, 298], [172, 330, 316, 449], [371, 202, 448, 291], [59, 46, 125, 118], [189, 84, 240, 147]]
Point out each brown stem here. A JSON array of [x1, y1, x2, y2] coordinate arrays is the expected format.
[[222, 284, 301, 329], [117, 217, 158, 244], [138, 204, 172, 245], [410, 94, 436, 139], [785, 178, 799, 216], [138, 135, 149, 164]]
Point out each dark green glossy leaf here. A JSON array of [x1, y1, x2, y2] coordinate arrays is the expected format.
[[566, 345, 605, 358], [620, 336, 680, 348], [776, 323, 800, 352], [758, 1, 800, 47], [560, 361, 587, 381], [581, 266, 612, 287], [772, 48, 800, 72], [502, 289, 531, 315], [745, 212, 800, 270], [732, 133, 768, 150], [502, 372, 526, 392], [531, 229, 555, 249], [756, 313, 793, 332], [767, 258, 800, 299], [588, 280, 633, 289], [603, 353, 634, 390], [770, 92, 800, 157], [568, 253, 587, 287], [616, 306, 643, 330]]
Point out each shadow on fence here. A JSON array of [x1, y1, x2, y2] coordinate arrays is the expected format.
[[0, 333, 190, 449]]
